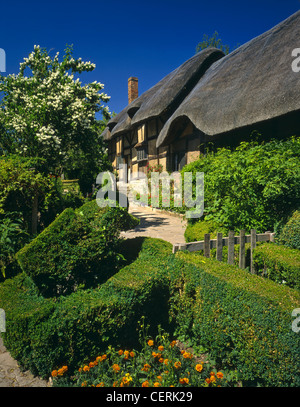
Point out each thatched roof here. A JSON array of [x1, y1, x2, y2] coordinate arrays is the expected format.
[[103, 47, 224, 139], [156, 11, 300, 147]]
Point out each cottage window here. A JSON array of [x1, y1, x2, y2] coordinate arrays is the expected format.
[[137, 147, 147, 162]]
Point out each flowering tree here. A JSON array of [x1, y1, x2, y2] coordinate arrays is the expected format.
[[0, 45, 111, 185]]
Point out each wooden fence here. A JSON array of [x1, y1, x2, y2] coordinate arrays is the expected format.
[[172, 230, 275, 273]]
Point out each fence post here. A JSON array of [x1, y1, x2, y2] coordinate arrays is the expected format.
[[250, 229, 256, 274], [204, 233, 210, 258], [239, 229, 246, 269], [216, 232, 223, 261], [227, 230, 235, 264]]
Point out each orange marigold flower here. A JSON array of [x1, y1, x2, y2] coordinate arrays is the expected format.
[[195, 364, 203, 372], [157, 376, 163, 381], [113, 381, 118, 387], [205, 377, 211, 384], [210, 375, 216, 383], [154, 382, 160, 387], [183, 352, 193, 359], [142, 380, 149, 387], [83, 365, 90, 372], [96, 382, 105, 387], [158, 345, 164, 352], [78, 367, 82, 373], [147, 340, 154, 346], [112, 364, 121, 373], [130, 351, 135, 358], [163, 359, 169, 365], [89, 362, 95, 368], [124, 350, 129, 357], [170, 340, 176, 348], [216, 372, 224, 379], [118, 350, 123, 356], [179, 377, 189, 384], [159, 357, 164, 363], [81, 381, 87, 387], [174, 361, 181, 369], [142, 363, 151, 372], [102, 354, 107, 360], [51, 370, 58, 377]]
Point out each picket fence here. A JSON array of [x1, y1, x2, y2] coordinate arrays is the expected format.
[[172, 229, 275, 273]]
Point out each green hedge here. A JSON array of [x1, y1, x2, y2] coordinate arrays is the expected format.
[[16, 200, 139, 296], [175, 252, 300, 386], [0, 238, 173, 378], [277, 210, 300, 250], [1, 237, 300, 386], [253, 242, 300, 290]]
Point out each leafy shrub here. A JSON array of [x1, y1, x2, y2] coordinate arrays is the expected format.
[[1, 237, 300, 386], [253, 242, 300, 290], [181, 137, 300, 232], [176, 252, 300, 386], [0, 238, 173, 378], [184, 219, 225, 242], [16, 200, 139, 296], [0, 214, 29, 281], [277, 210, 300, 250]]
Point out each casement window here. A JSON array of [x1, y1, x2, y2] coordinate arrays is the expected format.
[[137, 147, 147, 162]]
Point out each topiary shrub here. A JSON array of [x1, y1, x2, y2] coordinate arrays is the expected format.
[[16, 200, 139, 296], [277, 210, 300, 250]]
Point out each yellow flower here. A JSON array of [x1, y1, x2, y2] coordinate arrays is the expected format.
[[158, 345, 164, 352], [148, 340, 154, 346], [195, 363, 203, 372]]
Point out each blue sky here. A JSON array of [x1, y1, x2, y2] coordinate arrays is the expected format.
[[1, 0, 299, 115]]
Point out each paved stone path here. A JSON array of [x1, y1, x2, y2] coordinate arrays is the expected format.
[[0, 336, 50, 387], [0, 205, 187, 387], [121, 204, 187, 245]]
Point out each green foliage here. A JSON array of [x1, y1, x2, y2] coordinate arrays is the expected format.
[[1, 236, 300, 386], [253, 242, 300, 290], [0, 45, 112, 194], [176, 252, 300, 387], [196, 31, 231, 55], [181, 137, 300, 233], [0, 214, 29, 280], [277, 210, 300, 250], [184, 219, 225, 242], [16, 200, 139, 296]]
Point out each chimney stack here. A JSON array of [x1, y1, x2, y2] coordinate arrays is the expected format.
[[128, 77, 138, 104]]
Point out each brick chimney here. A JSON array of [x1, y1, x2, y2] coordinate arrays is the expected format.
[[128, 77, 138, 104]]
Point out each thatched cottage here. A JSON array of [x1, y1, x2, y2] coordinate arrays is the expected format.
[[102, 11, 300, 178]]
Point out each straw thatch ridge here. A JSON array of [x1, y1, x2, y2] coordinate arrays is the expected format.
[[103, 47, 224, 140], [156, 10, 300, 147]]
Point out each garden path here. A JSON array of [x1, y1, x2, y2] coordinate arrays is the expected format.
[[121, 204, 187, 245], [0, 204, 187, 387]]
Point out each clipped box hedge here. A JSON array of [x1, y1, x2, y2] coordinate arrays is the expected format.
[[176, 252, 300, 386], [0, 238, 173, 378], [1, 236, 300, 386], [16, 200, 139, 296], [253, 242, 300, 290]]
